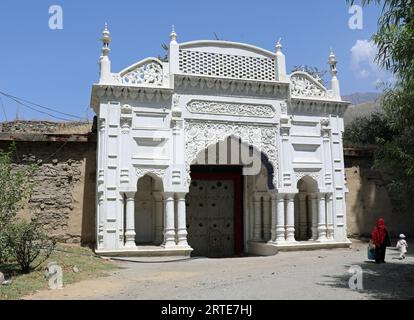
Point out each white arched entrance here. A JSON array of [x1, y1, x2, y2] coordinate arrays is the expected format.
[[91, 25, 351, 257]]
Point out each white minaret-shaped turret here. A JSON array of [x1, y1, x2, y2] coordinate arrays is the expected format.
[[329, 48, 341, 100], [99, 23, 112, 84], [275, 38, 287, 82], [169, 25, 180, 75]]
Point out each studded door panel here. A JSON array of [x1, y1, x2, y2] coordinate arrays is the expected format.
[[186, 179, 234, 257]]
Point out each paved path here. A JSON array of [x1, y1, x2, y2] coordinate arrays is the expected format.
[[25, 240, 414, 300]]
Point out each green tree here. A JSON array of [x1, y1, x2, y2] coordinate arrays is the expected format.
[[6, 219, 56, 273], [347, 0, 414, 213], [0, 143, 36, 263]]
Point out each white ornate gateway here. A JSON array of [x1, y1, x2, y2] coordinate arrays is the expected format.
[[90, 25, 351, 257]]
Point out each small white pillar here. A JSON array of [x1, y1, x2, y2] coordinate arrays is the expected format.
[[262, 195, 271, 241], [311, 193, 318, 240], [168, 25, 180, 75], [269, 193, 277, 242], [317, 193, 327, 241], [326, 192, 334, 240], [124, 192, 136, 248], [275, 39, 287, 82], [253, 194, 262, 241], [329, 48, 341, 99], [99, 23, 112, 84], [298, 193, 308, 240], [275, 194, 286, 243], [163, 192, 176, 248], [285, 194, 296, 242], [176, 192, 189, 247], [153, 192, 164, 245]]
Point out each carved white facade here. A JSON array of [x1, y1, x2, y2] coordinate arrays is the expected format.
[[90, 25, 351, 257]]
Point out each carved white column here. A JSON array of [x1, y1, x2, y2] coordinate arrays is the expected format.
[[153, 192, 164, 245], [253, 194, 262, 241], [262, 195, 271, 241], [311, 193, 318, 240], [97, 191, 104, 248], [298, 193, 308, 240], [176, 192, 189, 247], [124, 192, 136, 248], [269, 193, 277, 242], [97, 118, 106, 249], [163, 192, 176, 248], [317, 193, 327, 241], [326, 192, 334, 240], [275, 194, 286, 243], [285, 194, 296, 242]]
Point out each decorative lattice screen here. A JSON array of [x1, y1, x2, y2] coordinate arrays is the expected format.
[[179, 49, 276, 81]]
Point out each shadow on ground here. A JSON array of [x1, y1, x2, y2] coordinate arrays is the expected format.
[[318, 248, 414, 299]]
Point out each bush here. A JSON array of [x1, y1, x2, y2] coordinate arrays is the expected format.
[[0, 143, 36, 264], [343, 112, 394, 146], [5, 219, 56, 273]]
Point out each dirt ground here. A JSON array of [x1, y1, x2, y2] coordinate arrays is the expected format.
[[24, 239, 414, 300]]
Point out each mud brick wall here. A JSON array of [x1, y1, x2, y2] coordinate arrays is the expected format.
[[0, 140, 96, 244]]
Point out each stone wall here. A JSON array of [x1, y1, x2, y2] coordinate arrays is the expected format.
[[0, 120, 93, 134], [345, 153, 414, 238], [0, 139, 96, 244]]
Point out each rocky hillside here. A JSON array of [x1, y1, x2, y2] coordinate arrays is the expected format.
[[342, 92, 382, 125]]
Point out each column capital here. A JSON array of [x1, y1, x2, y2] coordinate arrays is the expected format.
[[175, 192, 187, 200], [262, 193, 271, 201], [298, 193, 307, 201], [153, 191, 164, 201], [163, 192, 174, 199], [253, 193, 262, 201], [316, 192, 327, 200], [285, 193, 296, 200], [125, 191, 136, 199]]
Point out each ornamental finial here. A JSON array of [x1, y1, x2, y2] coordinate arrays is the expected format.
[[276, 38, 282, 52], [100, 22, 111, 56], [328, 47, 337, 77], [170, 25, 177, 42]]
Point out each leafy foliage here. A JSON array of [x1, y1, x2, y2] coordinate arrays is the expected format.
[[5, 219, 56, 273], [343, 112, 394, 146], [291, 65, 327, 86], [157, 43, 169, 62], [0, 143, 36, 264], [346, 0, 414, 213]]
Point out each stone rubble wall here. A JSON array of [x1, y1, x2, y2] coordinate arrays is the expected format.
[[345, 155, 414, 239], [0, 120, 93, 134], [0, 140, 96, 244]]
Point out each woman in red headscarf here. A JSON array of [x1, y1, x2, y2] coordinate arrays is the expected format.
[[371, 218, 391, 263]]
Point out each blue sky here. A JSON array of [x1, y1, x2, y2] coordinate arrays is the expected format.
[[0, 0, 388, 121]]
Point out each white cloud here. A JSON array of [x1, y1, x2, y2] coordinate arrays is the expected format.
[[350, 39, 393, 86], [350, 39, 377, 70]]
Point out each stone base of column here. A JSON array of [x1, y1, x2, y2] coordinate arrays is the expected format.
[[176, 229, 190, 247], [317, 225, 327, 242], [327, 225, 334, 240], [275, 226, 286, 243], [124, 230, 136, 248], [154, 227, 163, 245], [263, 227, 271, 242], [311, 226, 318, 240], [163, 229, 176, 248], [270, 227, 276, 243], [285, 225, 296, 242]]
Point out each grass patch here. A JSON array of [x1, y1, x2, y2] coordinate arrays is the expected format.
[[0, 244, 119, 300]]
